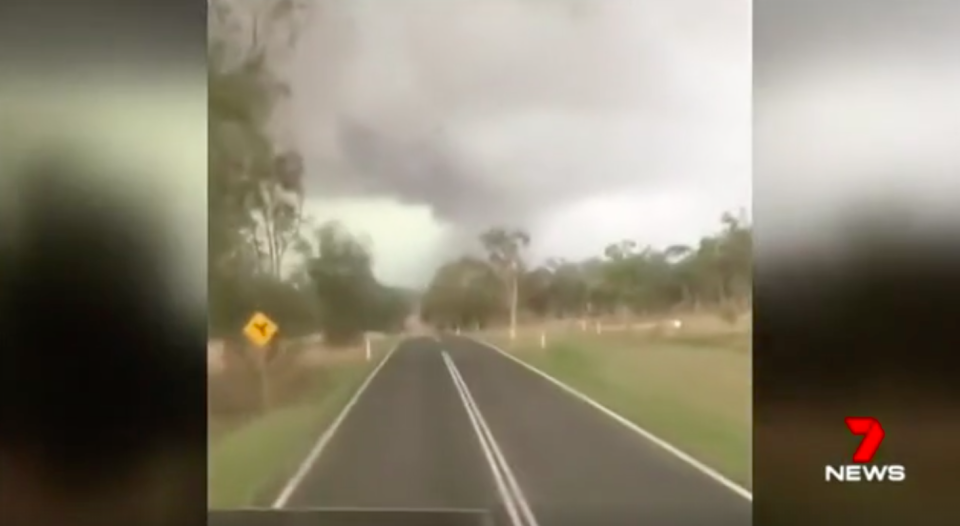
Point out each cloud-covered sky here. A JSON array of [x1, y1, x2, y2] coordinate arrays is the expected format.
[[279, 0, 751, 286]]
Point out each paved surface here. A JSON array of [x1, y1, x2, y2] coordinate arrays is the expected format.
[[284, 337, 496, 512], [211, 335, 750, 526], [443, 335, 750, 526]]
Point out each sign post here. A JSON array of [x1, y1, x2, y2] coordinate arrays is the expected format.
[[243, 312, 280, 412]]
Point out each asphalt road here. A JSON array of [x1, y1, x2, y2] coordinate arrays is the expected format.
[[217, 335, 751, 526]]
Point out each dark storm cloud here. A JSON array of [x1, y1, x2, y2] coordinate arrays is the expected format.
[[333, 118, 526, 227], [283, 0, 751, 229]]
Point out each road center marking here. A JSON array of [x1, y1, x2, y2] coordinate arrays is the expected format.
[[442, 351, 539, 526]]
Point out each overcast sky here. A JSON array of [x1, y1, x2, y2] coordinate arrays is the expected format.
[[276, 0, 751, 287]]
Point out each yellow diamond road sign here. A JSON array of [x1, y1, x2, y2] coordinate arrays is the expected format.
[[243, 312, 278, 347]]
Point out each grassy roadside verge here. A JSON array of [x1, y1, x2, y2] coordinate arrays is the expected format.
[[508, 334, 751, 487], [208, 345, 390, 508]]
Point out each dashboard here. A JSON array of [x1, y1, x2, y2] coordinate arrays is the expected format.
[[208, 507, 496, 526]]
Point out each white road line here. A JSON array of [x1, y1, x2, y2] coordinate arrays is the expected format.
[[474, 338, 754, 502], [448, 359, 540, 526], [442, 352, 540, 526], [441, 352, 523, 526], [272, 340, 403, 508]]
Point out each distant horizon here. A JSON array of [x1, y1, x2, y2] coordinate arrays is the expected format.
[[287, 195, 751, 289]]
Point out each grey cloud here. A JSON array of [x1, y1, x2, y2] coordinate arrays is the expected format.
[[334, 117, 525, 228], [284, 0, 750, 229]]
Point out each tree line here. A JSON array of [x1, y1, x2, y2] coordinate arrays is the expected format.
[[421, 211, 752, 332]]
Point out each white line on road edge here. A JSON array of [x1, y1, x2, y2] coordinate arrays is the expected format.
[[272, 340, 403, 508], [442, 351, 539, 526], [474, 339, 753, 502]]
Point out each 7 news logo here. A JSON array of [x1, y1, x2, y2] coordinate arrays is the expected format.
[[825, 417, 906, 483]]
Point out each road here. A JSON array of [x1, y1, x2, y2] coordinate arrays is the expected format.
[[217, 335, 751, 526]]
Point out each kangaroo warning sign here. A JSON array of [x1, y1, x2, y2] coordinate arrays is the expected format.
[[243, 312, 279, 348]]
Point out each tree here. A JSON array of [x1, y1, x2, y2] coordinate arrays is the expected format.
[[208, 0, 314, 339], [209, 0, 308, 280], [290, 222, 412, 345], [479, 228, 531, 340], [520, 266, 555, 317], [421, 256, 502, 330], [303, 223, 374, 345]]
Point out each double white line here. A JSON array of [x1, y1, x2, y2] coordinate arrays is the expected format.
[[441, 351, 539, 526]]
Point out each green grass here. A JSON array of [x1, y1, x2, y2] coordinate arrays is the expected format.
[[208, 361, 375, 508], [515, 333, 751, 487]]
